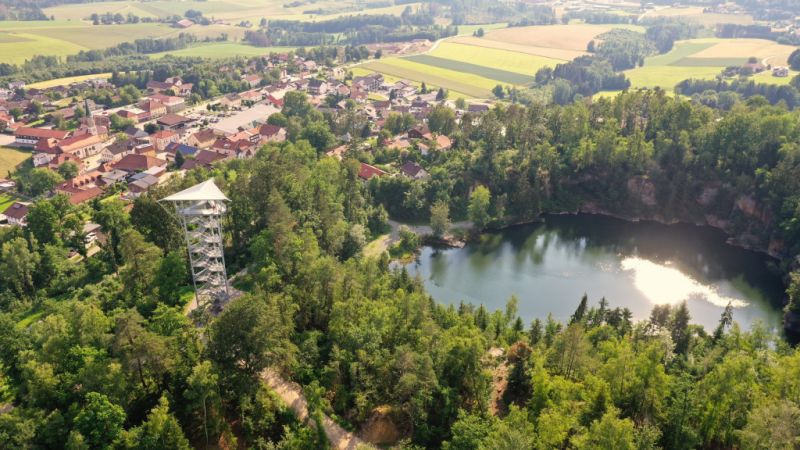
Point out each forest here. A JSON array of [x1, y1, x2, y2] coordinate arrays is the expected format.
[[2, 87, 800, 448]]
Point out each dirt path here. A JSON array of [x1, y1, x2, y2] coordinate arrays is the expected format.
[[262, 370, 371, 450], [489, 362, 509, 416], [486, 347, 509, 417]]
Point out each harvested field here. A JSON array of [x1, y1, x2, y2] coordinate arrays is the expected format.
[[482, 24, 643, 52], [404, 55, 535, 85], [689, 39, 796, 66], [28, 73, 112, 89], [448, 36, 584, 61]]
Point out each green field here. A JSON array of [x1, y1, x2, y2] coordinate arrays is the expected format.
[[625, 37, 799, 91], [625, 66, 723, 91], [673, 57, 748, 67], [455, 23, 508, 36], [361, 59, 498, 98], [351, 66, 475, 99], [360, 39, 566, 99], [404, 54, 535, 85], [149, 42, 297, 59], [428, 42, 564, 75], [0, 32, 86, 64], [0, 147, 31, 178]]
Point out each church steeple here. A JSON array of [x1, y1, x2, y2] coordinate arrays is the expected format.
[[84, 99, 97, 136]]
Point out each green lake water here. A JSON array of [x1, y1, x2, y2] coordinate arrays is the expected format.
[[405, 214, 785, 332]]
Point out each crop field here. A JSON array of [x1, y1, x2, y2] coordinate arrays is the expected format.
[[28, 73, 112, 89], [455, 23, 508, 36], [448, 36, 585, 60], [625, 38, 799, 91], [44, 0, 423, 23], [357, 60, 492, 97], [404, 55, 535, 85], [641, 7, 754, 26], [0, 147, 30, 178], [481, 24, 644, 52], [624, 66, 724, 91], [0, 32, 86, 64], [426, 42, 563, 75], [149, 42, 297, 58], [3, 0, 420, 62]]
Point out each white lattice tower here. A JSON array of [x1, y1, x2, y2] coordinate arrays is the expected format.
[[161, 179, 230, 310]]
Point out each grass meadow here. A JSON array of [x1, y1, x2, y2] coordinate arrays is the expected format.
[[0, 147, 30, 179]]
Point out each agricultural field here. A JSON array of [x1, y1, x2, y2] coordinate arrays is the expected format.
[[43, 0, 422, 24], [479, 24, 644, 53], [626, 38, 799, 91], [641, 6, 754, 27], [356, 23, 640, 99], [0, 147, 30, 178], [358, 59, 492, 97], [0, 0, 420, 62], [28, 73, 112, 89], [149, 42, 297, 59]]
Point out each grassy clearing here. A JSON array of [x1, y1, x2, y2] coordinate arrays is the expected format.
[[16, 310, 44, 329], [429, 41, 565, 75], [361, 59, 493, 98], [28, 73, 112, 89], [404, 54, 535, 85], [149, 42, 297, 59], [363, 234, 390, 259], [0, 147, 31, 178], [0, 194, 15, 211], [752, 70, 799, 85]]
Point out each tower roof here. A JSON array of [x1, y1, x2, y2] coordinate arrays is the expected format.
[[162, 179, 228, 202]]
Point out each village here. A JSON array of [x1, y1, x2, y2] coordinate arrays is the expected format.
[[0, 52, 491, 248]]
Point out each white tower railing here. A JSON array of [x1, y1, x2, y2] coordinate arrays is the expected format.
[[161, 179, 230, 311]]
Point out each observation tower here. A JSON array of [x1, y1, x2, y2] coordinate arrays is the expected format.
[[161, 179, 229, 310]]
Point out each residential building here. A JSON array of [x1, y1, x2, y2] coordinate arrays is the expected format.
[[113, 154, 167, 173], [358, 162, 387, 180], [308, 79, 328, 95], [14, 126, 69, 147], [188, 129, 218, 149], [150, 130, 179, 151], [2, 202, 30, 226], [399, 161, 428, 179]]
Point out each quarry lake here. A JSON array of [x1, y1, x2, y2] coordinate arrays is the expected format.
[[405, 214, 786, 332]]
